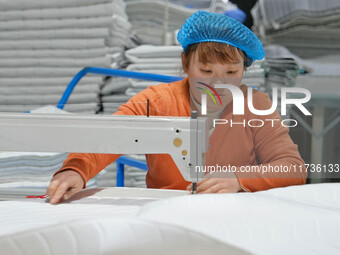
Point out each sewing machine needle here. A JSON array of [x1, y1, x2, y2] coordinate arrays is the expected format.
[[192, 182, 197, 194]]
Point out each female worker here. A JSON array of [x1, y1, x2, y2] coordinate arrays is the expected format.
[[47, 11, 307, 204]]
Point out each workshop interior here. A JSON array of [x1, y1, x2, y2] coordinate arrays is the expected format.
[[0, 0, 339, 254]]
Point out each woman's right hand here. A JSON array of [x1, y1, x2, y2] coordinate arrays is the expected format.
[[47, 170, 84, 204]]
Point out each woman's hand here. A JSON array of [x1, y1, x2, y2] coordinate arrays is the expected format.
[[186, 174, 242, 194], [47, 170, 84, 204]]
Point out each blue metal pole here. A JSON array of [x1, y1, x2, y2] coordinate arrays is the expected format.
[[116, 162, 125, 187], [57, 67, 183, 109]]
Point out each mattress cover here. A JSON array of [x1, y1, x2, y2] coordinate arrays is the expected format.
[[0, 187, 245, 255], [139, 183, 340, 255], [0, 184, 339, 255]]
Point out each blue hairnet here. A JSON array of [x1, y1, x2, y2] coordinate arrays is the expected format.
[[177, 10, 265, 66]]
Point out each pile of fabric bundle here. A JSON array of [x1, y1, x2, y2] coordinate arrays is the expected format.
[[105, 0, 133, 69], [251, 0, 340, 58], [125, 0, 196, 45], [0, 0, 130, 114], [0, 152, 98, 196], [242, 60, 266, 92], [125, 0, 246, 46], [101, 45, 182, 114], [262, 45, 300, 118]]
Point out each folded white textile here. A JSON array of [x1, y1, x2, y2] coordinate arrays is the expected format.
[[104, 36, 129, 47], [0, 0, 113, 11], [256, 0, 340, 25], [0, 76, 103, 87], [0, 48, 107, 59], [0, 16, 113, 31], [0, 67, 94, 78], [127, 62, 180, 71], [125, 87, 145, 96], [138, 183, 340, 255], [0, 93, 98, 105], [0, 84, 100, 95], [101, 77, 131, 95], [0, 57, 111, 68], [127, 57, 181, 64], [102, 94, 131, 103], [125, 68, 179, 77], [0, 2, 115, 21], [109, 14, 131, 31], [125, 45, 182, 60], [0, 28, 109, 40], [0, 39, 104, 50], [0, 103, 99, 113], [129, 79, 164, 88]]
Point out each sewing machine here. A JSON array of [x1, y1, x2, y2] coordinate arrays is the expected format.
[[0, 111, 208, 193]]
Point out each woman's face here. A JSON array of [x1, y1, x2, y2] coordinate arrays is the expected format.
[[182, 51, 244, 112]]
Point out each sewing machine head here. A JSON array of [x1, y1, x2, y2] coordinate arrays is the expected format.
[[0, 112, 209, 185]]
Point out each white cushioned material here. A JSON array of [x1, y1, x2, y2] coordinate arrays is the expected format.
[[0, 0, 113, 11], [0, 57, 110, 68], [0, 28, 109, 40], [0, 17, 112, 31], [0, 76, 103, 87], [0, 187, 248, 255], [0, 48, 106, 58], [0, 3, 115, 21], [1, 184, 339, 254], [138, 183, 340, 255], [0, 219, 247, 255], [0, 39, 104, 50]]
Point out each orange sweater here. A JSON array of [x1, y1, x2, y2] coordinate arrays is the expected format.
[[57, 77, 307, 192]]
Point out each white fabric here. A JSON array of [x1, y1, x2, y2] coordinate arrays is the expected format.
[[0, 84, 100, 95], [126, 1, 196, 45], [0, 0, 129, 114], [102, 94, 131, 103], [252, 0, 340, 58], [0, 188, 243, 255], [0, 67, 93, 78], [125, 45, 182, 61], [101, 77, 131, 95], [0, 103, 99, 113], [0, 3, 115, 21], [0, 48, 107, 58], [0, 57, 111, 68], [0, 39, 105, 50], [0, 0, 113, 11], [0, 76, 103, 87], [138, 183, 340, 255], [0, 16, 112, 31], [0, 93, 98, 105], [0, 184, 339, 254], [0, 28, 109, 40]]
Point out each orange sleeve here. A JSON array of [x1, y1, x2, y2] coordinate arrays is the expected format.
[[55, 84, 166, 187], [236, 92, 307, 192]]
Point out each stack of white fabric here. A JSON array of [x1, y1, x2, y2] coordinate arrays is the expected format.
[[0, 0, 130, 114], [242, 60, 266, 91], [0, 152, 97, 194], [251, 0, 340, 58], [102, 45, 182, 114], [0, 106, 98, 194], [105, 0, 132, 69], [126, 0, 196, 45], [261, 45, 300, 118]]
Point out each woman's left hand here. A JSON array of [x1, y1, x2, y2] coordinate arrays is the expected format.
[[186, 175, 242, 194]]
